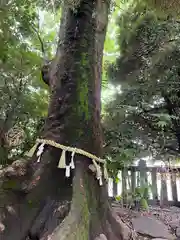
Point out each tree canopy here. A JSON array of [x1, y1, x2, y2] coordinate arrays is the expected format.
[[104, 4, 180, 174], [2, 0, 180, 170], [0, 1, 63, 164]]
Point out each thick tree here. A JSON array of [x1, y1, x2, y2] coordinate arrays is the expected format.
[[0, 1, 133, 240]]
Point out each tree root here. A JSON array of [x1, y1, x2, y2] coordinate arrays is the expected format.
[[47, 192, 90, 240], [94, 234, 108, 240], [0, 159, 29, 182], [45, 158, 137, 240], [0, 157, 137, 240], [29, 199, 70, 239], [45, 204, 137, 240], [109, 208, 137, 240], [0, 150, 73, 240]]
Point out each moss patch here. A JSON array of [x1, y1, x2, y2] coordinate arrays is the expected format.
[[77, 52, 90, 121]]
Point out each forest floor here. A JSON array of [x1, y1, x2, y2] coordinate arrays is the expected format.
[[112, 202, 180, 240]]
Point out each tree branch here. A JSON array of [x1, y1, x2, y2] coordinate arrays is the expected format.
[[30, 23, 47, 60]]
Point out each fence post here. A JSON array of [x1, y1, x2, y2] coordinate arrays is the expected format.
[[151, 168, 158, 203], [131, 167, 136, 192], [138, 159, 147, 187], [159, 166, 168, 207], [171, 170, 178, 203], [122, 168, 127, 205], [113, 177, 118, 197]]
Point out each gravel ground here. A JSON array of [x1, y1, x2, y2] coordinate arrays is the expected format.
[[112, 203, 180, 239]]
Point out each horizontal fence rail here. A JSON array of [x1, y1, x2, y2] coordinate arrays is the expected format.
[[108, 160, 180, 207]]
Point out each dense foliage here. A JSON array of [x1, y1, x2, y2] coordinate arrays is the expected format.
[[104, 6, 180, 173], [0, 1, 62, 164], [1, 0, 180, 172]]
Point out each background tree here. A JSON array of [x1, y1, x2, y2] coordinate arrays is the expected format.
[[105, 5, 180, 173], [0, 1, 133, 240]]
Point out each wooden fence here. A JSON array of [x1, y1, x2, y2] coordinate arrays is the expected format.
[[108, 160, 180, 207]]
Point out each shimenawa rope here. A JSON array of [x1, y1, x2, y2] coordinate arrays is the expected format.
[[25, 138, 108, 185]]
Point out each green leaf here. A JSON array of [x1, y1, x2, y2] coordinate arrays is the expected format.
[[115, 195, 122, 201], [140, 198, 149, 210]]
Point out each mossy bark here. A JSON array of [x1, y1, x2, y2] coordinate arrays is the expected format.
[[43, 1, 131, 238], [0, 145, 8, 165], [0, 126, 8, 165]]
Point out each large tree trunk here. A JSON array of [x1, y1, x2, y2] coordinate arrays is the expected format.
[[0, 1, 133, 239]]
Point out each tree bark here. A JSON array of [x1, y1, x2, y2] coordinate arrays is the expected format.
[[0, 122, 9, 165], [0, 1, 134, 239]]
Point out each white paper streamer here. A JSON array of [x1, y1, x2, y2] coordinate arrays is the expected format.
[[65, 165, 71, 177], [36, 143, 45, 162], [99, 176, 103, 186], [96, 165, 101, 179], [96, 164, 103, 186], [70, 150, 75, 169]]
